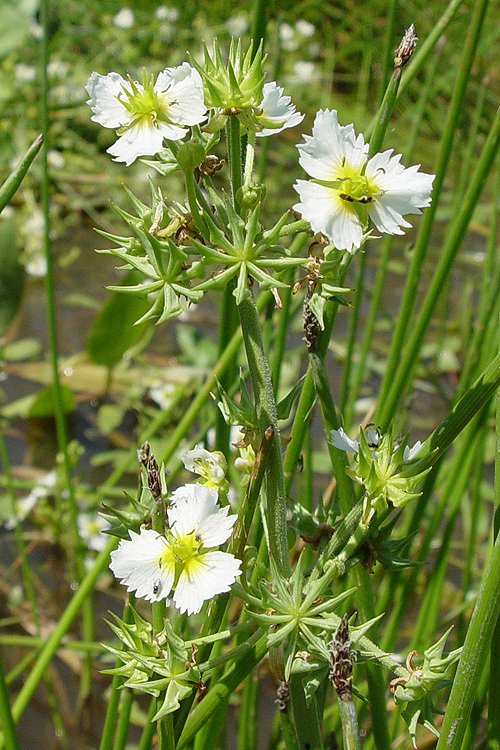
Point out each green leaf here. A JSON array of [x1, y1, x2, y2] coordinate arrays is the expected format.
[[86, 270, 152, 368], [27, 384, 74, 418], [0, 134, 43, 211], [97, 403, 124, 434], [1, 337, 40, 361], [276, 376, 305, 421], [0, 217, 24, 335]]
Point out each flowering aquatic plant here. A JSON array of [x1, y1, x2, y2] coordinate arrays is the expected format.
[[76, 28, 490, 750], [109, 484, 241, 614], [293, 109, 434, 252]]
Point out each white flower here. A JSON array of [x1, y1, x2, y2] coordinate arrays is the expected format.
[[77, 513, 111, 552], [155, 5, 179, 21], [47, 150, 65, 169], [295, 19, 315, 37], [112, 8, 134, 29], [279, 22, 299, 51], [291, 61, 316, 83], [5, 470, 57, 530], [329, 427, 360, 453], [225, 15, 248, 37], [330, 427, 422, 462], [15, 63, 36, 82], [293, 109, 434, 253], [109, 485, 241, 614], [255, 82, 304, 137], [181, 447, 227, 488], [329, 427, 380, 453], [86, 64, 206, 165]]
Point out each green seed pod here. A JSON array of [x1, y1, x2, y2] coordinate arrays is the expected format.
[[236, 181, 266, 209], [177, 141, 205, 171]]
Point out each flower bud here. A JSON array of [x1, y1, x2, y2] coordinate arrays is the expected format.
[[176, 141, 205, 171], [190, 38, 265, 111], [236, 182, 266, 209]]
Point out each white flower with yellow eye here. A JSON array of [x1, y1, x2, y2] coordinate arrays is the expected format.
[[109, 485, 240, 615], [293, 109, 434, 253], [86, 63, 206, 165]]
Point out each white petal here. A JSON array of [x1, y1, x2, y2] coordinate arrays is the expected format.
[[329, 427, 359, 452], [109, 528, 174, 602], [106, 120, 167, 165], [255, 81, 304, 137], [86, 71, 131, 129], [293, 180, 363, 252], [173, 551, 241, 615], [168, 484, 236, 546], [296, 109, 368, 180], [155, 63, 206, 127], [366, 150, 434, 234], [403, 441, 423, 462]]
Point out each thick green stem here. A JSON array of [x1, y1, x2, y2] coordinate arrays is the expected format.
[[289, 675, 324, 750], [0, 652, 19, 750], [238, 289, 291, 576], [435, 527, 500, 750], [338, 697, 362, 750]]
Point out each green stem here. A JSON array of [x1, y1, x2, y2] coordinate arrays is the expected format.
[[491, 182, 500, 740], [112, 688, 134, 750], [99, 597, 135, 750], [238, 289, 291, 576], [355, 569, 391, 750], [435, 526, 500, 750], [0, 134, 43, 211], [377, 0, 397, 103], [309, 353, 356, 514], [289, 675, 324, 750], [337, 697, 362, 750], [226, 116, 243, 209], [283, 262, 352, 495], [250, 0, 269, 57], [0, 652, 19, 750], [176, 632, 268, 750]]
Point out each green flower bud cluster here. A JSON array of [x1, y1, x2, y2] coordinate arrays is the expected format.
[[191, 38, 265, 115], [346, 428, 431, 525], [104, 610, 201, 721], [391, 628, 462, 746]]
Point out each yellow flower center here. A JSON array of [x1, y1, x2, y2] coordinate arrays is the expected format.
[[160, 530, 204, 586], [117, 73, 174, 130], [337, 175, 374, 204], [313, 168, 381, 207]]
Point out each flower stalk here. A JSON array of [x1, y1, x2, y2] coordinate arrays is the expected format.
[[237, 289, 291, 577]]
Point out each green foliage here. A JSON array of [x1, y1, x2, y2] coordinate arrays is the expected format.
[[85, 269, 152, 368]]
